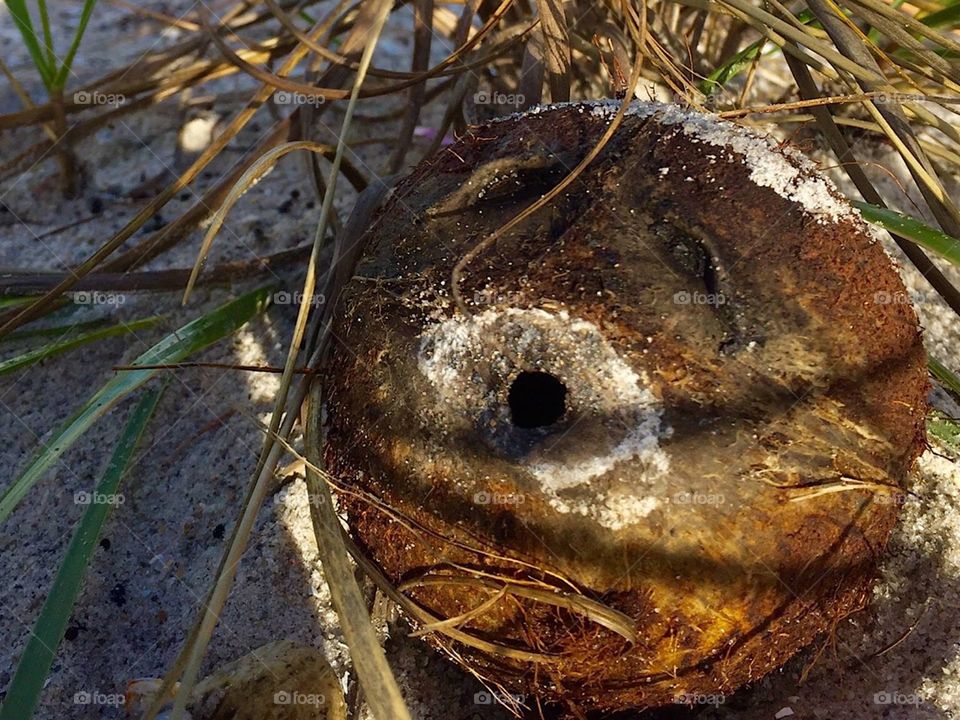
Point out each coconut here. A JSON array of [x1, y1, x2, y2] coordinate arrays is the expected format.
[[319, 101, 927, 715]]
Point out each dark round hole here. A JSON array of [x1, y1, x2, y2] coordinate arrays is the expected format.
[[508, 371, 567, 429]]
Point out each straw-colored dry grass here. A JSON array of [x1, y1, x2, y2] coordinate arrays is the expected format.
[[1, 1, 959, 718]]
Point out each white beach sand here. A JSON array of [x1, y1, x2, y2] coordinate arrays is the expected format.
[[0, 3, 958, 719]]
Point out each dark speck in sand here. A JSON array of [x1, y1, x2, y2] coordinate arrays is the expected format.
[[109, 583, 127, 607]]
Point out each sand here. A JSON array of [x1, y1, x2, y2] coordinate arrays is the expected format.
[[0, 2, 958, 719]]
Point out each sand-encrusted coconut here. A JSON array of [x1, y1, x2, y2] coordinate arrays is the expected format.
[[319, 101, 928, 715]]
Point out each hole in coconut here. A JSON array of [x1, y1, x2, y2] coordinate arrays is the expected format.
[[508, 371, 567, 429]]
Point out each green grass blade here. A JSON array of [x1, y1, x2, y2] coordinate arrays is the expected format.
[[930, 355, 960, 397], [701, 9, 815, 96], [0, 386, 164, 720], [0, 316, 162, 376], [926, 274, 960, 451], [701, 41, 766, 96], [928, 357, 960, 453], [0, 286, 272, 524], [928, 410, 960, 455], [0, 296, 44, 310], [38, 0, 56, 71], [5, 0, 55, 89], [53, 0, 99, 89], [920, 3, 960, 29], [854, 201, 960, 268], [4, 318, 109, 342]]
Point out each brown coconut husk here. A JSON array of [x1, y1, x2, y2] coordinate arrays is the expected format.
[[319, 101, 928, 716]]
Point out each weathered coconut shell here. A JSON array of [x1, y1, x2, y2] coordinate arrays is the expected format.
[[320, 102, 927, 715]]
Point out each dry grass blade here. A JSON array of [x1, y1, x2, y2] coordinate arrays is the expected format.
[[718, 91, 960, 119], [341, 532, 565, 664], [264, 0, 410, 80], [781, 53, 960, 317], [400, 574, 639, 643], [451, 47, 647, 313], [715, 0, 877, 81], [181, 140, 340, 303], [197, 7, 352, 102], [0, 1, 291, 131], [0, 56, 58, 144], [845, 0, 960, 57], [408, 588, 509, 637], [536, 0, 571, 102], [204, 0, 521, 104], [6, 0, 958, 715], [103, 124, 364, 277], [388, 0, 434, 172], [297, 0, 393, 210], [114, 118, 290, 271], [305, 382, 412, 720], [787, 479, 902, 502], [165, 3, 397, 718], [518, 30, 547, 108], [0, 92, 175, 183], [771, 114, 960, 167], [241, 416, 582, 593], [805, 1, 960, 231], [0, 10, 320, 337]]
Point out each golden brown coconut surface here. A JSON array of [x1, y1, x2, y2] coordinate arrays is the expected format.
[[320, 101, 928, 716]]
